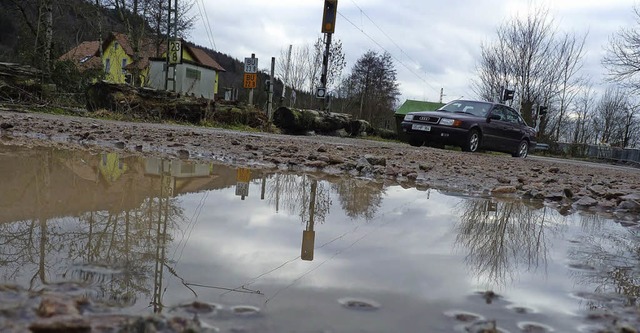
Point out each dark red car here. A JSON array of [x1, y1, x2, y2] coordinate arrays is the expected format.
[[400, 99, 537, 158]]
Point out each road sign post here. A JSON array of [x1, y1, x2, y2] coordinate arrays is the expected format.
[[244, 54, 258, 106]]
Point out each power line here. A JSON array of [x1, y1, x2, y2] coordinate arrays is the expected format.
[[337, 11, 439, 94], [195, 0, 216, 50]]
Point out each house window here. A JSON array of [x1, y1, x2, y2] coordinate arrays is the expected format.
[[79, 56, 92, 64], [105, 58, 111, 72], [114, 42, 119, 50], [121, 59, 127, 73], [186, 68, 201, 80]]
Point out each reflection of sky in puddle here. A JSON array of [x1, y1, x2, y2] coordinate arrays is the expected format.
[[0, 145, 638, 332]]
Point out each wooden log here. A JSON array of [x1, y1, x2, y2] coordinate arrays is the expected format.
[[86, 81, 210, 123], [274, 106, 365, 135]]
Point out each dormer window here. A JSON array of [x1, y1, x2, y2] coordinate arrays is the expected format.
[[79, 56, 92, 63]]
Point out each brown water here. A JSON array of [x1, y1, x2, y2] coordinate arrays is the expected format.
[[0, 144, 638, 332]]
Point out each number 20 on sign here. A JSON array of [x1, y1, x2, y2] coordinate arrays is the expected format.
[[243, 73, 257, 89]]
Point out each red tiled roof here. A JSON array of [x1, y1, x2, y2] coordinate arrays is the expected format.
[[186, 45, 226, 72], [58, 41, 102, 71]]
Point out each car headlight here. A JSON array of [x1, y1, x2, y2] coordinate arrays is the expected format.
[[439, 118, 455, 126], [404, 114, 414, 121]]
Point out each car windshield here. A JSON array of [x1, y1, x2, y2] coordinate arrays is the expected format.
[[438, 101, 491, 117]]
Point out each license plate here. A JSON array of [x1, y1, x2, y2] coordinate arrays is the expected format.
[[411, 124, 431, 132]]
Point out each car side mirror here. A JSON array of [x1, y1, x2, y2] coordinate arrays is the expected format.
[[488, 114, 501, 122]]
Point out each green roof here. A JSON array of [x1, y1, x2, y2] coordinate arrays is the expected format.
[[395, 99, 445, 115]]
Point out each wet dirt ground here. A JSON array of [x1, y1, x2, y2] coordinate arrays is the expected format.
[[1, 109, 639, 221], [1, 109, 640, 332]]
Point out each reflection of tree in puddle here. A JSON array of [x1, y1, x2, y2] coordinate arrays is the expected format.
[[568, 213, 640, 309], [332, 178, 384, 221], [455, 198, 564, 286], [262, 174, 385, 261], [264, 174, 331, 225], [0, 147, 194, 312]]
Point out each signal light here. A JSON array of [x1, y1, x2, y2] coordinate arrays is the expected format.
[[321, 0, 338, 33], [538, 105, 548, 116], [501, 88, 515, 102]]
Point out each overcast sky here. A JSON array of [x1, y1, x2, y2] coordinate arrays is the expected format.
[[188, 0, 637, 104]]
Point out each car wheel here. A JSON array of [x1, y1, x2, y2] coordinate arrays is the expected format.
[[408, 136, 424, 147], [512, 140, 529, 158], [462, 129, 480, 152]]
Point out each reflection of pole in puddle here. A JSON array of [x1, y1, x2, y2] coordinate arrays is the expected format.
[[235, 168, 251, 200], [301, 180, 318, 261], [152, 160, 172, 313]]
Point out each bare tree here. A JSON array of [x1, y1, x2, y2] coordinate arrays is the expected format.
[[603, 5, 640, 92], [570, 85, 597, 145], [473, 7, 586, 141], [275, 44, 312, 94], [593, 87, 631, 146]]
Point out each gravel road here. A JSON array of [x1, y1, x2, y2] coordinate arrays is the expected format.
[[1, 109, 639, 222]]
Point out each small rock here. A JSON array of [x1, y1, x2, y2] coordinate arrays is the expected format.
[[336, 146, 344, 151], [177, 149, 190, 159], [231, 140, 241, 146], [114, 141, 125, 149], [618, 200, 640, 212], [135, 145, 143, 152], [317, 145, 327, 153], [491, 186, 517, 194], [548, 167, 560, 173], [576, 196, 598, 207], [406, 172, 418, 180], [563, 188, 574, 199], [419, 164, 433, 172], [497, 177, 511, 184], [305, 160, 328, 168], [37, 296, 80, 317], [365, 155, 386, 167], [327, 155, 345, 165], [545, 192, 565, 202], [620, 193, 640, 201], [1, 122, 15, 130]]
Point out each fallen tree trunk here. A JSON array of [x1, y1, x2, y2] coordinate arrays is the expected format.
[[86, 81, 211, 123], [273, 107, 372, 136]]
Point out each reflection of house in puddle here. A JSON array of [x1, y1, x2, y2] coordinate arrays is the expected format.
[[144, 157, 216, 196]]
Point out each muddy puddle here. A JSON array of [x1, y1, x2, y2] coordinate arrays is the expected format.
[[0, 145, 638, 332]]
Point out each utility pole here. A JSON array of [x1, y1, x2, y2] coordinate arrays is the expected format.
[[268, 57, 275, 122], [439, 88, 444, 103], [164, 0, 178, 91], [281, 45, 292, 105]]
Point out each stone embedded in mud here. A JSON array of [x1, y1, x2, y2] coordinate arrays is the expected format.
[[327, 155, 345, 165], [317, 145, 327, 153], [491, 186, 517, 194], [365, 155, 386, 167], [114, 141, 125, 149]]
